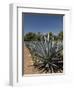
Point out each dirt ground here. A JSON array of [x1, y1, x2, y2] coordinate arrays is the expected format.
[[24, 46, 40, 74]]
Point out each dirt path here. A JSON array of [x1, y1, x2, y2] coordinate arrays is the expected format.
[[24, 47, 33, 74], [24, 46, 39, 74]]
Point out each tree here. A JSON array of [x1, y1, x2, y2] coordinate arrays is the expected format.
[[58, 31, 63, 41], [24, 32, 37, 41], [48, 32, 53, 41]]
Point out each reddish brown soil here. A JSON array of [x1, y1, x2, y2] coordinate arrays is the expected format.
[[24, 47, 39, 74]]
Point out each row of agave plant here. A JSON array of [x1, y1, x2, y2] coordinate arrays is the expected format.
[[25, 33, 63, 73]]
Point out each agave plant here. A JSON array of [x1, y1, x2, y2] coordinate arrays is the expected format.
[[25, 34, 63, 73]]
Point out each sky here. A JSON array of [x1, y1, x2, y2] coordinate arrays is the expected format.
[[22, 13, 63, 34]]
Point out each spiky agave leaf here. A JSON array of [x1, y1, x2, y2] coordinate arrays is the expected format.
[[25, 37, 63, 73]]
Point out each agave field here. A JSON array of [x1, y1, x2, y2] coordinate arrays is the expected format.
[[24, 32, 63, 74]]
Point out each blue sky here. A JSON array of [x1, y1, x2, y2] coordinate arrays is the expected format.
[[23, 13, 63, 34]]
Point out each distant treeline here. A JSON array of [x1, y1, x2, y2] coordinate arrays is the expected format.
[[24, 31, 63, 41]]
